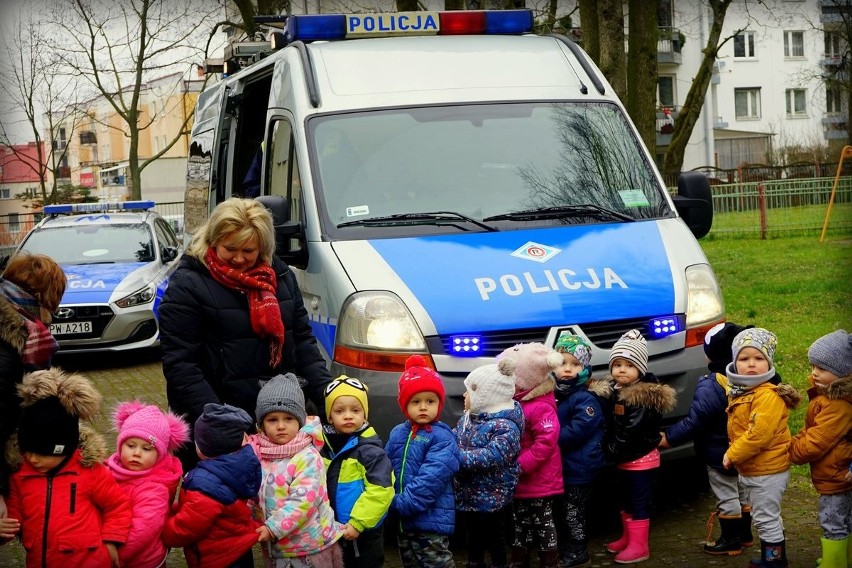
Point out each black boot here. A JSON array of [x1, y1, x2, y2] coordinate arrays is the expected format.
[[704, 514, 743, 555], [740, 505, 755, 548], [748, 539, 788, 568], [509, 546, 529, 568], [558, 540, 592, 568], [538, 549, 559, 568]]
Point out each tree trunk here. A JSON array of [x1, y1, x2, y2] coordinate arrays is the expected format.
[[578, 0, 599, 63], [627, 0, 658, 155], [445, 0, 464, 11], [598, 0, 626, 102], [396, 0, 419, 11], [662, 0, 732, 176]]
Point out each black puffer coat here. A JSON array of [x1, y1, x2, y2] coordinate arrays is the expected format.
[[159, 255, 331, 431]]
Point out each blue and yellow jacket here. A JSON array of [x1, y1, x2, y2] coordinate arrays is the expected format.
[[321, 425, 394, 533]]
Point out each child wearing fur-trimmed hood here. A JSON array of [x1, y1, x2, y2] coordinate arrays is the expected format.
[[790, 330, 852, 567], [498, 342, 564, 568], [722, 327, 801, 568], [600, 329, 677, 564]]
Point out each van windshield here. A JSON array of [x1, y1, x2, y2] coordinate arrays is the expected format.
[[310, 102, 672, 238]]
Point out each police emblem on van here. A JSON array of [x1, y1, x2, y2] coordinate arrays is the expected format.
[[510, 241, 560, 263]]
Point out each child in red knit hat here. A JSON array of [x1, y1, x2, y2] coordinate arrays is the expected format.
[[385, 355, 461, 567]]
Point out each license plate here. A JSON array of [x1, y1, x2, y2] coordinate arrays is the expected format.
[[50, 321, 92, 335]]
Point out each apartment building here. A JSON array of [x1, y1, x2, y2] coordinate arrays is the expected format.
[[48, 72, 203, 204], [0, 143, 44, 250], [654, 0, 847, 172]]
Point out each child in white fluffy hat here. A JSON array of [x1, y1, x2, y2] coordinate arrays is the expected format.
[[453, 363, 523, 568]]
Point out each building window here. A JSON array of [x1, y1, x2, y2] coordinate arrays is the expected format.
[[9, 213, 20, 233], [735, 88, 761, 119], [784, 31, 805, 58], [825, 32, 843, 59], [734, 32, 756, 58], [786, 89, 807, 116], [658, 75, 675, 108], [0, 188, 10, 199], [827, 86, 843, 114]]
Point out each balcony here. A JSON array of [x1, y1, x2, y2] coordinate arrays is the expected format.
[[656, 106, 679, 146], [657, 27, 683, 65]]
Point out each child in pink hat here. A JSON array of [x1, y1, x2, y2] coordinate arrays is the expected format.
[[106, 401, 189, 568]]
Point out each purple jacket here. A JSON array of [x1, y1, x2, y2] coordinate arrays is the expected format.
[[513, 379, 563, 499]]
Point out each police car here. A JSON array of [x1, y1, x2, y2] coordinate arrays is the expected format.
[[16, 201, 182, 352]]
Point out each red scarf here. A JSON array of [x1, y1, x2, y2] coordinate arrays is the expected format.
[[205, 247, 285, 367]]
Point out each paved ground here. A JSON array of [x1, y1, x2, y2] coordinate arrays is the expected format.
[[0, 349, 824, 567]]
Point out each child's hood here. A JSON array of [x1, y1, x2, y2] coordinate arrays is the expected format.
[[812, 373, 852, 402], [187, 445, 261, 502], [616, 379, 677, 413], [5, 425, 107, 471]]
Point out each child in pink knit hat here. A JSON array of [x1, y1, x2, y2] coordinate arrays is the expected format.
[[106, 401, 189, 568]]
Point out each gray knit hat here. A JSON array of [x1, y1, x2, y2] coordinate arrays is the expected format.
[[256, 373, 306, 427], [194, 403, 253, 458], [808, 330, 852, 377], [609, 329, 649, 376], [731, 327, 777, 368]]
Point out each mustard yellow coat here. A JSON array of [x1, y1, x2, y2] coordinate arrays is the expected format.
[[727, 382, 801, 476], [790, 375, 852, 495]]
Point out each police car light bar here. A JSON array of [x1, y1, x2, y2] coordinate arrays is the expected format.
[[43, 201, 156, 215], [283, 10, 534, 44]]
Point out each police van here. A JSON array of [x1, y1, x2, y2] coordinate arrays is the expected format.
[[17, 201, 182, 352], [184, 10, 723, 448]]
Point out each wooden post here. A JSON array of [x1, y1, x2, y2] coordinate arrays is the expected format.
[[820, 145, 852, 243]]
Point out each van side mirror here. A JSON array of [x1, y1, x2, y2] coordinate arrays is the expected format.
[[255, 195, 307, 267], [672, 172, 713, 239]]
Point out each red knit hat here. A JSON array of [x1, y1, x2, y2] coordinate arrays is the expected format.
[[397, 355, 445, 420]]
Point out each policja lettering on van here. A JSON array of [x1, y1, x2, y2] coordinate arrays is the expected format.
[[347, 12, 440, 37], [474, 267, 627, 301]]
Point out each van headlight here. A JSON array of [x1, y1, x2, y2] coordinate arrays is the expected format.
[[115, 284, 156, 308], [685, 264, 724, 327], [337, 292, 425, 350]]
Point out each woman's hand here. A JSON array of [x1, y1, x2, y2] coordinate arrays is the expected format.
[[0, 517, 20, 539]]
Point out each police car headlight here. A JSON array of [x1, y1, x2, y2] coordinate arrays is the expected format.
[[684, 264, 725, 347], [115, 284, 156, 308], [337, 292, 426, 352]]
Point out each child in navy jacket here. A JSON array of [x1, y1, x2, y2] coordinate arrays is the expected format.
[[386, 355, 461, 568], [553, 334, 606, 568]]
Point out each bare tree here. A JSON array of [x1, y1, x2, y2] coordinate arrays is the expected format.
[[53, 0, 222, 200], [0, 8, 85, 205], [627, 0, 658, 153], [661, 0, 737, 176], [598, 0, 627, 102], [232, 0, 291, 38]]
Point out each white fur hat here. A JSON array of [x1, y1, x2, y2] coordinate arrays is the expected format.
[[464, 364, 516, 415]]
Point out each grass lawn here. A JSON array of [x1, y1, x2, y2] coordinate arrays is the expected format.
[[700, 233, 852, 478]]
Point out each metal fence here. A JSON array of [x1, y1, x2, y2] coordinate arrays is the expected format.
[[0, 179, 850, 254]]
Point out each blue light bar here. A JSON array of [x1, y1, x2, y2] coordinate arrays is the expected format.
[[648, 316, 681, 339], [283, 9, 533, 44], [450, 334, 483, 357], [43, 201, 155, 215], [285, 14, 346, 43]]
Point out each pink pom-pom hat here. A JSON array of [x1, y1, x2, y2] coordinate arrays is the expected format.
[[113, 400, 190, 462]]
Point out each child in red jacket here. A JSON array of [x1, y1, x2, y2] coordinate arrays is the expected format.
[[163, 403, 262, 568], [0, 368, 131, 568]]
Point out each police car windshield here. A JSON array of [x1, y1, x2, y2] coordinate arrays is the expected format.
[[311, 102, 671, 239], [20, 224, 156, 264]]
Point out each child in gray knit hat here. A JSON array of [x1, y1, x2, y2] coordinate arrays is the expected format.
[[722, 327, 801, 567], [247, 373, 345, 566], [790, 330, 852, 567]]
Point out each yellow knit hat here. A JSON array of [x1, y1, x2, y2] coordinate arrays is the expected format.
[[324, 375, 369, 420]]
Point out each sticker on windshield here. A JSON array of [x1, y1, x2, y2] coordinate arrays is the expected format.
[[82, 249, 109, 257], [346, 205, 370, 217], [617, 190, 650, 208]]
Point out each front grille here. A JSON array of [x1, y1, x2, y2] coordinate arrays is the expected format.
[[430, 315, 684, 357], [55, 305, 115, 338]]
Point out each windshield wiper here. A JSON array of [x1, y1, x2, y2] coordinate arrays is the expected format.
[[338, 211, 498, 232], [483, 204, 635, 223]]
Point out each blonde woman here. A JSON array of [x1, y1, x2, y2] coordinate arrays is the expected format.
[[159, 198, 331, 469]]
